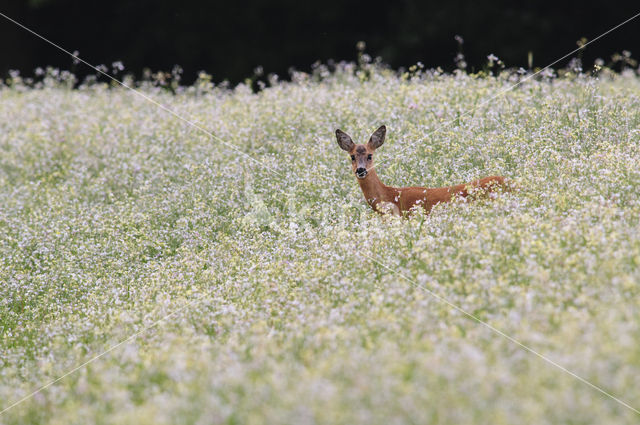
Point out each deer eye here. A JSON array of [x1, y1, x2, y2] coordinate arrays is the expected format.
[[367, 154, 372, 160], [350, 155, 355, 161]]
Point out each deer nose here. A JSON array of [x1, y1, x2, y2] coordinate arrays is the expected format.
[[355, 167, 368, 178]]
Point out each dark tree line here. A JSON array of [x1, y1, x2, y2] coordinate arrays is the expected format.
[[2, 0, 639, 84]]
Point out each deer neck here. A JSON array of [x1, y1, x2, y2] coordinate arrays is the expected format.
[[357, 169, 395, 205]]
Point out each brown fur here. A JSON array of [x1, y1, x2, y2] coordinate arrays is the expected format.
[[336, 126, 507, 216], [357, 168, 505, 215]]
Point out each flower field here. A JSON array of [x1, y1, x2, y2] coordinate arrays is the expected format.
[[1, 65, 640, 424]]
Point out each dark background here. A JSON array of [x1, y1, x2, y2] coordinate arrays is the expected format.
[[2, 0, 639, 84]]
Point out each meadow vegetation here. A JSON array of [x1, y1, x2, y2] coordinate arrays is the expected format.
[[1, 60, 640, 424]]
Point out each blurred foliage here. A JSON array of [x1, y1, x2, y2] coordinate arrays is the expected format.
[[2, 1, 640, 84], [2, 62, 640, 424]]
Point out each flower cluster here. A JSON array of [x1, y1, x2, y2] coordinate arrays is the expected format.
[[1, 63, 640, 424]]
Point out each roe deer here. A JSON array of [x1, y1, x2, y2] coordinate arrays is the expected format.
[[336, 125, 507, 216]]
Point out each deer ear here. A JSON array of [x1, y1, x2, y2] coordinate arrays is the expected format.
[[368, 125, 386, 150], [335, 129, 355, 152]]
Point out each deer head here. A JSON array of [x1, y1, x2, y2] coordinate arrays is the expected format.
[[335, 125, 386, 179]]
